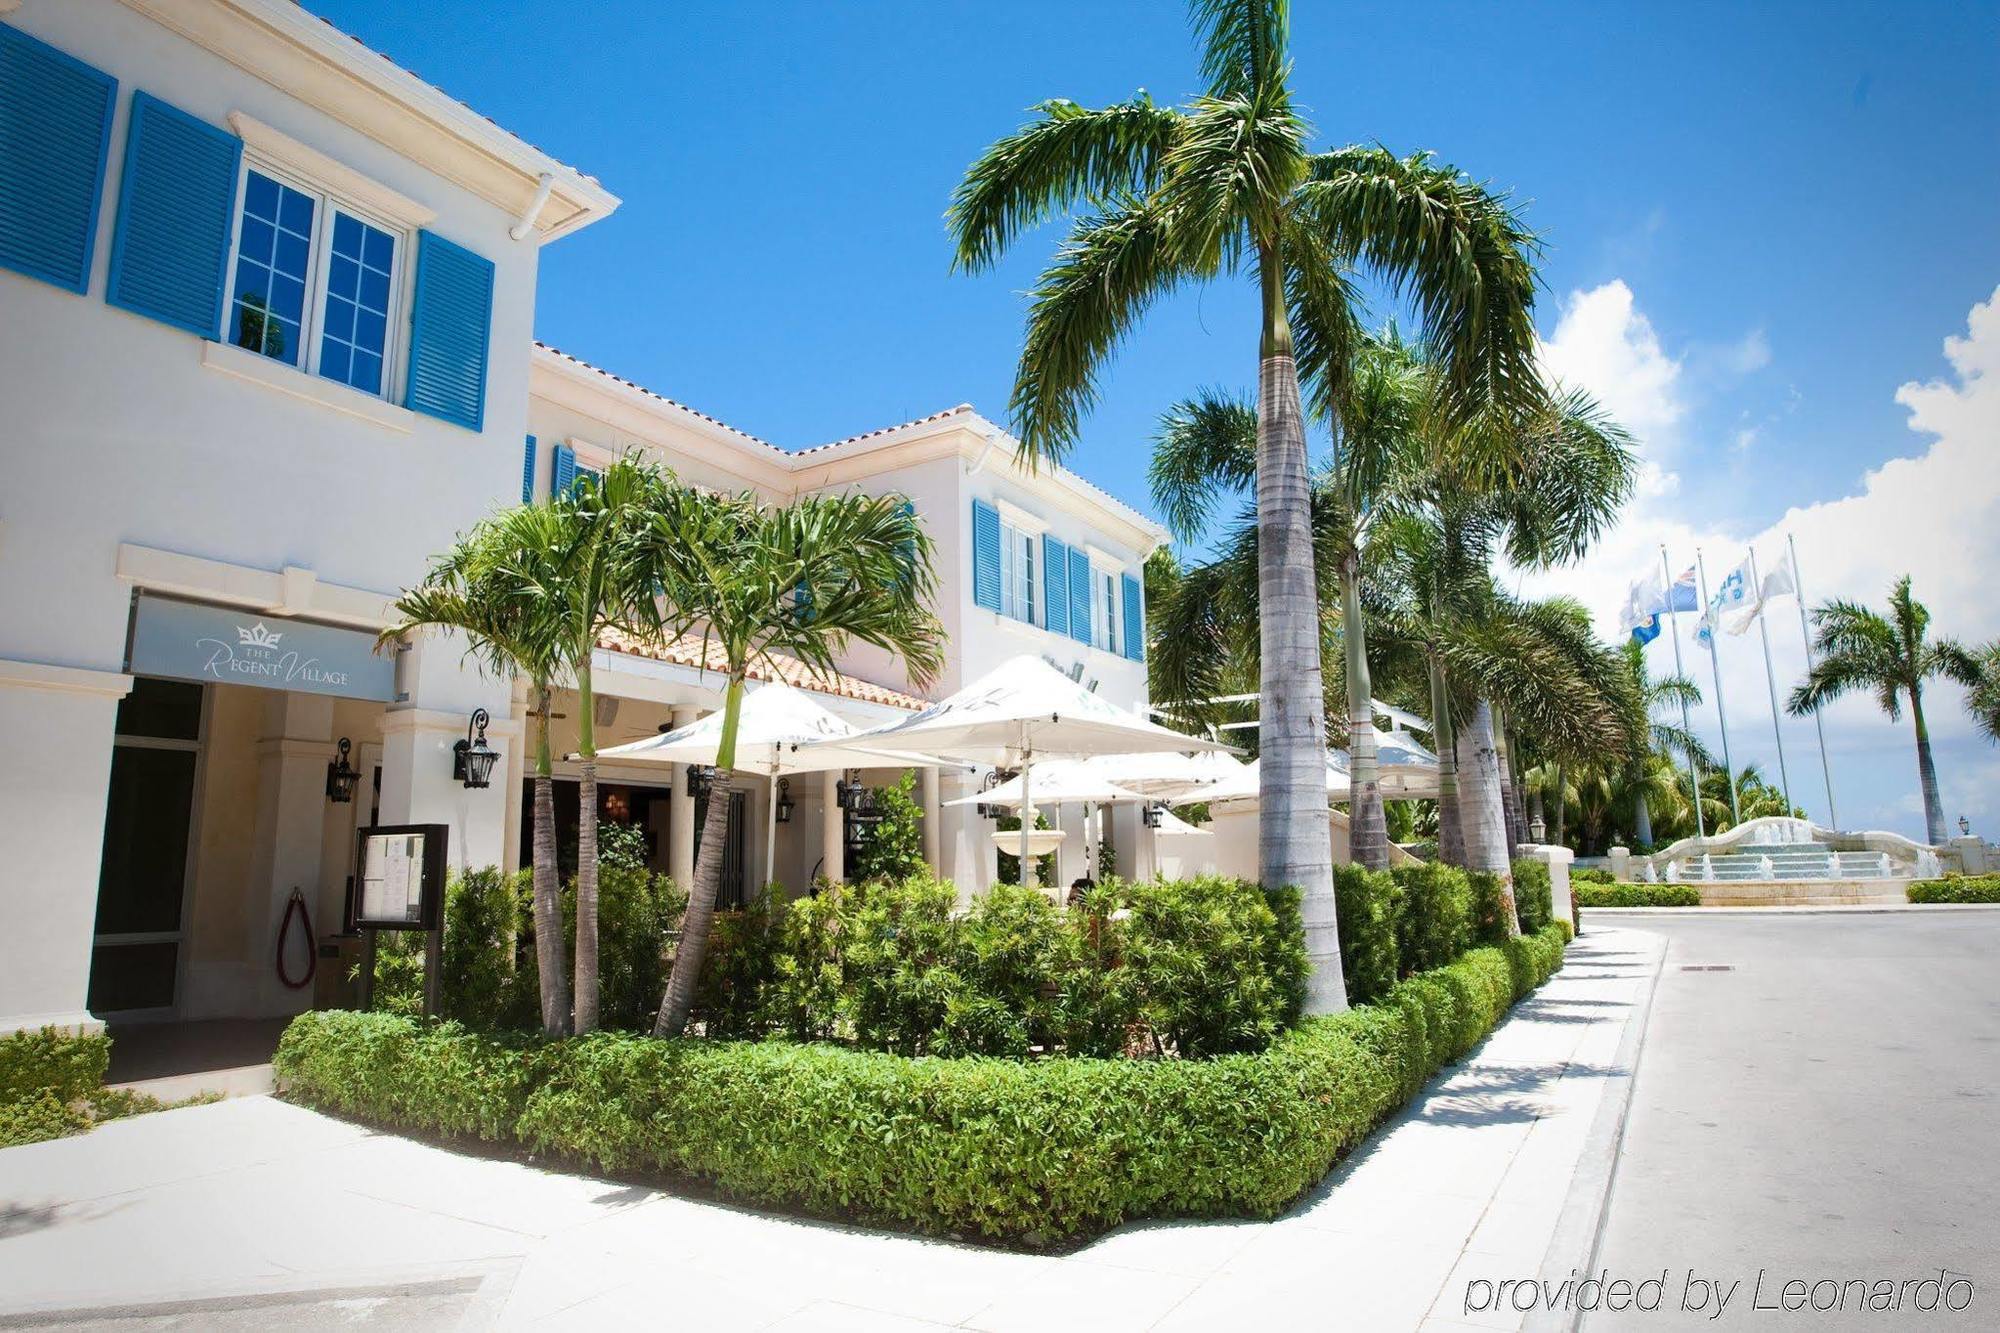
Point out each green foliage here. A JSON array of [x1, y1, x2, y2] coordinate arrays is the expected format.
[[0, 1026, 109, 1106], [278, 925, 1571, 1247], [1121, 876, 1308, 1057], [1908, 874, 2000, 904], [1333, 865, 1397, 1005], [0, 1092, 86, 1147], [994, 809, 1056, 886], [1571, 866, 1617, 885], [691, 889, 786, 1040], [1573, 882, 1702, 907], [1388, 863, 1474, 977], [849, 772, 929, 885], [1466, 870, 1513, 945], [1510, 859, 1554, 935]]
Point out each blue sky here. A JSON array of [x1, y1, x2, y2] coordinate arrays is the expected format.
[[310, 1, 2000, 839]]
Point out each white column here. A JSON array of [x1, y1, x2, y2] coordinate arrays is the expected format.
[[938, 769, 987, 908], [1522, 844, 1575, 925], [376, 707, 515, 875], [821, 769, 845, 883], [920, 766, 941, 871], [667, 705, 696, 888], [242, 692, 333, 1018], [1110, 802, 1151, 881], [0, 661, 130, 1035], [1608, 845, 1632, 883], [1053, 801, 1086, 889]]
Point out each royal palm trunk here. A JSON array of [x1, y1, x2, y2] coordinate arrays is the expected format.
[[573, 668, 600, 1034], [1342, 550, 1388, 871], [1455, 699, 1519, 932], [1630, 773, 1652, 848], [1494, 708, 1526, 851], [1551, 761, 1569, 848], [1911, 687, 1946, 845], [1430, 659, 1464, 867], [529, 684, 570, 1035], [656, 673, 746, 1035], [1254, 247, 1345, 1013]]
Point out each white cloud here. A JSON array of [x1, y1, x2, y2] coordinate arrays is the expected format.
[[1721, 328, 1772, 375], [1538, 281, 1687, 459], [1525, 282, 2000, 839]]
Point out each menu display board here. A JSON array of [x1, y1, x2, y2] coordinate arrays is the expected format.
[[350, 824, 447, 931]]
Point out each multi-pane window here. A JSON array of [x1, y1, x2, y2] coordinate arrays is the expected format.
[[1096, 568, 1118, 654], [229, 169, 315, 366], [1000, 521, 1036, 624], [319, 212, 396, 394], [225, 163, 404, 399]]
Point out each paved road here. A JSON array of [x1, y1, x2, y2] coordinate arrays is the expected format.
[[1586, 910, 2000, 1331]]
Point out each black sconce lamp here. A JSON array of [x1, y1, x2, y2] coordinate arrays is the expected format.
[[1960, 815, 1972, 836], [685, 764, 717, 799], [325, 737, 359, 804], [1142, 802, 1164, 830], [452, 708, 499, 789], [775, 778, 795, 824], [975, 769, 1004, 821]]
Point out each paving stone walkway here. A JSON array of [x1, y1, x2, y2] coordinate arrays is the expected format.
[[0, 927, 1662, 1331]]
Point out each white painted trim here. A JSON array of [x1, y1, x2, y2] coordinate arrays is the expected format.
[[994, 498, 1047, 534], [226, 111, 437, 228], [0, 659, 134, 699], [567, 436, 621, 472], [202, 339, 417, 434], [115, 543, 397, 629], [1084, 543, 1128, 573]]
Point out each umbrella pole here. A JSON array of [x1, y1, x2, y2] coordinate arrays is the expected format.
[[763, 763, 778, 891], [1019, 742, 1035, 890]]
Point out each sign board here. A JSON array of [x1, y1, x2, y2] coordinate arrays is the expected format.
[[350, 824, 447, 931], [128, 594, 395, 701]]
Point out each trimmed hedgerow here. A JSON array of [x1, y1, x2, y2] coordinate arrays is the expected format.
[[1574, 882, 1703, 908], [1571, 866, 1617, 886], [1510, 859, 1554, 935], [0, 1026, 109, 1106], [1908, 874, 2000, 904], [275, 923, 1570, 1246]]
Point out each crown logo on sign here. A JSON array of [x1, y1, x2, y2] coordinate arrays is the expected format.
[[238, 622, 284, 648]]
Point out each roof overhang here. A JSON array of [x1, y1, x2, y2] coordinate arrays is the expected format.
[[119, 0, 619, 242]]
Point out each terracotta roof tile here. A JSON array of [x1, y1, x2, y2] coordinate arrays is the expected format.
[[534, 342, 788, 455], [793, 404, 976, 455], [597, 627, 926, 712]]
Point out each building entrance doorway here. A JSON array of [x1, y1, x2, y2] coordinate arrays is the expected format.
[[88, 678, 206, 1014]]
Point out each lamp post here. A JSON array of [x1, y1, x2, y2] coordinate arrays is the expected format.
[[452, 709, 499, 789]]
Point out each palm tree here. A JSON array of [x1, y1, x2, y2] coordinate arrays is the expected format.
[[551, 458, 663, 1034], [1966, 640, 2000, 744], [383, 505, 576, 1036], [1788, 576, 1976, 845], [1616, 639, 1708, 846], [642, 489, 945, 1037], [949, 0, 1540, 1010]]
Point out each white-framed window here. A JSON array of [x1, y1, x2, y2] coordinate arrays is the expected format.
[[1000, 520, 1037, 625], [223, 159, 407, 399], [1095, 566, 1118, 654]]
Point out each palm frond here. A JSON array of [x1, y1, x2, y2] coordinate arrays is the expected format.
[[1149, 390, 1258, 540], [1186, 0, 1289, 99]]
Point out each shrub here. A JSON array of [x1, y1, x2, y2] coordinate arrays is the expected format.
[[1333, 865, 1397, 1005], [849, 772, 928, 885], [1389, 863, 1473, 976], [1908, 874, 2000, 904], [1574, 882, 1703, 908], [1121, 876, 1307, 1056], [1466, 871, 1512, 945], [0, 1026, 110, 1106], [278, 924, 1570, 1247], [1510, 859, 1554, 935], [1571, 866, 1617, 886]]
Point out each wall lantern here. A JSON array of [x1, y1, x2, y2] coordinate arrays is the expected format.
[[452, 709, 500, 789], [775, 778, 795, 824], [1960, 815, 1972, 836], [686, 764, 717, 799], [1142, 802, 1164, 830], [975, 769, 1006, 821], [324, 737, 359, 804]]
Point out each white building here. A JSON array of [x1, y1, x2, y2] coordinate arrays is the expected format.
[[0, 1, 1164, 1037]]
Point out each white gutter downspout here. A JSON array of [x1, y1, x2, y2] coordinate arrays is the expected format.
[[510, 172, 556, 241]]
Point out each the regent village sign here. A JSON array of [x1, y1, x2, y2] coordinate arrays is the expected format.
[[128, 594, 395, 702]]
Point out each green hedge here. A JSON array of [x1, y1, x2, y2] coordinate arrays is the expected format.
[[276, 923, 1571, 1246], [0, 1026, 203, 1148], [1571, 866, 1617, 886], [1574, 882, 1703, 908], [1908, 874, 2000, 904]]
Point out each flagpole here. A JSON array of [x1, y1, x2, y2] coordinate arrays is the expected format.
[[1789, 532, 1839, 830], [1695, 549, 1743, 824], [1746, 546, 1793, 813], [1661, 546, 1705, 840]]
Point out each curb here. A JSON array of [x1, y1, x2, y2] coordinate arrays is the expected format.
[[1582, 903, 2000, 917], [1521, 928, 1669, 1333]]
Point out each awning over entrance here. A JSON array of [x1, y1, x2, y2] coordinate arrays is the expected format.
[[126, 593, 395, 701]]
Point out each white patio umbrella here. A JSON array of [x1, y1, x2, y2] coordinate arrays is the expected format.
[[823, 655, 1231, 881], [1151, 806, 1213, 837], [592, 681, 963, 886], [942, 760, 1146, 809], [1081, 749, 1246, 800], [1191, 755, 1353, 806], [1373, 727, 1441, 799]]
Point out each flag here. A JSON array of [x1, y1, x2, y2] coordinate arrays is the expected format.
[[1760, 548, 1796, 602], [1696, 558, 1756, 644], [1668, 566, 1699, 613], [1631, 614, 1662, 646], [1619, 567, 1667, 638]]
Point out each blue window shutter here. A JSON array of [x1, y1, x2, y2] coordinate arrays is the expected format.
[[1042, 535, 1069, 638], [970, 499, 1001, 611], [105, 92, 240, 337], [1122, 573, 1144, 661], [520, 434, 538, 503], [405, 229, 493, 431], [1067, 547, 1092, 645], [0, 24, 116, 294], [551, 443, 576, 498]]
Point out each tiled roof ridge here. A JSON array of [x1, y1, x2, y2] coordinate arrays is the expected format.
[[597, 627, 927, 712]]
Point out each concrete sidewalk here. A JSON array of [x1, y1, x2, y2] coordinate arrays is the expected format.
[[0, 928, 1662, 1332]]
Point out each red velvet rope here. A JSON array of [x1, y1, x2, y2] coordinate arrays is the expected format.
[[276, 888, 316, 990]]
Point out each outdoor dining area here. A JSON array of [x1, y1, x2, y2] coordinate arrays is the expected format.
[[591, 654, 1443, 901]]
